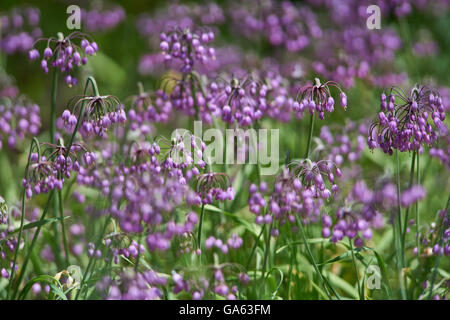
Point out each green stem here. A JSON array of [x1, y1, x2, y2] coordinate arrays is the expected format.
[[197, 204, 205, 250], [305, 112, 315, 159], [58, 189, 69, 266], [415, 153, 420, 256], [7, 138, 40, 299], [245, 225, 265, 270], [50, 70, 64, 269], [349, 239, 362, 300], [11, 192, 54, 299], [75, 214, 111, 300], [402, 151, 416, 243], [260, 222, 273, 297], [395, 150, 407, 300], [50, 70, 58, 144], [296, 216, 339, 300], [427, 196, 450, 300]]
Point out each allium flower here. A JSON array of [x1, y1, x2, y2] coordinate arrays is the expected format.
[[61, 94, 126, 138], [250, 160, 341, 232], [368, 85, 445, 154], [0, 97, 41, 150], [22, 141, 93, 199], [28, 31, 98, 86], [196, 172, 234, 205], [160, 27, 216, 73], [294, 78, 347, 120]]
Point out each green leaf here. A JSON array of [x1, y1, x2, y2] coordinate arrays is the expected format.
[[19, 275, 66, 300], [9, 216, 70, 235]]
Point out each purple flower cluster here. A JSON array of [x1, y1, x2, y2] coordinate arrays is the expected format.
[[82, 6, 125, 32], [137, 3, 224, 44], [249, 160, 341, 233], [160, 28, 216, 73], [294, 78, 347, 120], [325, 181, 384, 245], [22, 143, 94, 199], [196, 173, 235, 205], [368, 86, 446, 154], [128, 88, 172, 136], [230, 0, 321, 52], [205, 234, 243, 253], [0, 7, 41, 55], [101, 269, 166, 300], [61, 95, 126, 138], [210, 75, 267, 127], [0, 99, 40, 150], [28, 32, 98, 86], [318, 122, 367, 165], [401, 185, 426, 208]]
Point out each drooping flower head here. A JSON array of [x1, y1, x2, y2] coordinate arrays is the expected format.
[[368, 85, 446, 154], [294, 77, 347, 120], [28, 31, 98, 86], [61, 94, 126, 138], [195, 172, 234, 204], [22, 140, 94, 198]]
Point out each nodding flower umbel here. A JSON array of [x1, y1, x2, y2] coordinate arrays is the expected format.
[[195, 172, 234, 204], [61, 94, 126, 138], [22, 140, 94, 199], [160, 27, 216, 73], [368, 85, 446, 155], [28, 31, 98, 87], [293, 77, 347, 120]]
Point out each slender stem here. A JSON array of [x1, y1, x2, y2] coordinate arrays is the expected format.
[[11, 192, 54, 299], [7, 138, 40, 299], [415, 153, 420, 257], [296, 216, 338, 299], [427, 196, 450, 299], [75, 214, 111, 300], [58, 189, 69, 266], [50, 70, 58, 144], [395, 150, 407, 300], [402, 151, 416, 243], [245, 224, 265, 270], [50, 70, 64, 268], [197, 204, 205, 250], [349, 239, 362, 300], [305, 112, 315, 159], [260, 222, 273, 296]]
